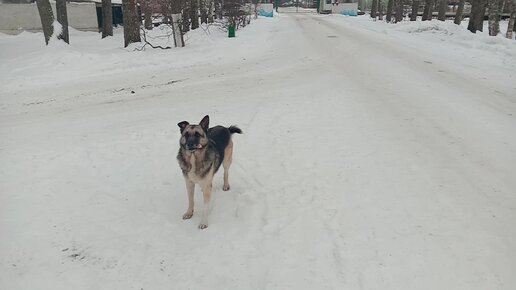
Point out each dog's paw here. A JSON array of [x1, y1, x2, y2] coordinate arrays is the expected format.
[[198, 223, 208, 230], [182, 211, 193, 220], [223, 184, 230, 191]]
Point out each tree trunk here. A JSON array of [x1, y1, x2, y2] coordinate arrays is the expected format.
[[386, 0, 394, 22], [36, 0, 54, 45], [190, 0, 199, 30], [422, 0, 433, 20], [437, 0, 446, 20], [410, 0, 420, 21], [56, 0, 69, 43], [200, 0, 208, 23], [476, 0, 488, 31], [142, 0, 153, 30], [468, 0, 487, 32], [468, 0, 479, 31], [371, 0, 378, 18], [454, 0, 465, 24], [488, 0, 501, 35], [506, 0, 516, 38], [122, 0, 141, 47], [379, 0, 384, 20], [182, 0, 191, 32], [499, 0, 506, 14], [208, 0, 214, 23], [394, 0, 403, 22], [171, 13, 185, 47], [102, 0, 113, 38], [215, 0, 223, 19]]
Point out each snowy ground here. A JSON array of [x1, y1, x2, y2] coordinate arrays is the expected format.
[[1, 14, 516, 290]]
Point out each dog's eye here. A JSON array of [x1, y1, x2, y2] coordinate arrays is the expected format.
[[183, 133, 189, 138], [194, 132, 201, 137]]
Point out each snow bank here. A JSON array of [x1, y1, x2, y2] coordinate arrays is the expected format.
[[0, 17, 275, 112], [327, 15, 516, 94]]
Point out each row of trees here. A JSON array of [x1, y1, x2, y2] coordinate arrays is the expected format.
[[36, 0, 255, 48], [369, 0, 516, 38], [36, 0, 69, 45]]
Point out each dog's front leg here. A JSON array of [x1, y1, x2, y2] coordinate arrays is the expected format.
[[199, 182, 212, 229], [182, 179, 195, 219]]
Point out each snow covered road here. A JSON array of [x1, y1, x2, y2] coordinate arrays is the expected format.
[[1, 13, 516, 290]]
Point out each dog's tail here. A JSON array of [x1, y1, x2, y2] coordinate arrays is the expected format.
[[228, 125, 243, 135]]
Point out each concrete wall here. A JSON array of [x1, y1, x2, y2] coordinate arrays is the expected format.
[[0, 3, 98, 35]]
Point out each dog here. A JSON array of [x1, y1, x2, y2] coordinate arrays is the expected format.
[[177, 115, 242, 229]]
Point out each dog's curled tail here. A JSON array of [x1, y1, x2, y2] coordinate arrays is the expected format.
[[228, 125, 243, 135]]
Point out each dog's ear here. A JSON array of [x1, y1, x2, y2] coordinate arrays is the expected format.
[[177, 121, 189, 133], [199, 115, 209, 131]]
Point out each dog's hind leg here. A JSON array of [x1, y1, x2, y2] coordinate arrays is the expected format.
[[222, 139, 233, 191], [182, 179, 195, 220]]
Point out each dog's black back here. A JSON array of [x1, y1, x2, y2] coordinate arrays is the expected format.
[[208, 125, 242, 173]]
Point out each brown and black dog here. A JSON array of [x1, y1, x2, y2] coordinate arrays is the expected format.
[[177, 115, 242, 229]]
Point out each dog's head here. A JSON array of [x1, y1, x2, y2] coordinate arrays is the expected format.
[[178, 115, 210, 151]]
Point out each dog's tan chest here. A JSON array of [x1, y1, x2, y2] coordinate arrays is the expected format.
[[185, 153, 205, 183], [184, 154, 197, 181]]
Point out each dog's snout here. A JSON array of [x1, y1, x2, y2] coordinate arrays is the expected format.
[[186, 142, 197, 150]]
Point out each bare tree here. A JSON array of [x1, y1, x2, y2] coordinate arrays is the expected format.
[[201, 0, 208, 23], [56, 0, 69, 43], [141, 0, 153, 30], [386, 0, 394, 21], [215, 0, 223, 19], [379, 0, 385, 20], [422, 0, 433, 20], [208, 0, 215, 22], [171, 13, 185, 47], [122, 0, 141, 47], [102, 0, 113, 38], [488, 0, 501, 35], [36, 0, 54, 45], [371, 0, 379, 18], [477, 0, 488, 31], [394, 0, 403, 22], [437, 0, 446, 20], [410, 0, 420, 21], [162, 0, 185, 47], [182, 0, 191, 32], [191, 0, 200, 29], [454, 0, 465, 24], [506, 0, 516, 38], [468, 0, 487, 33], [468, 0, 480, 32]]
